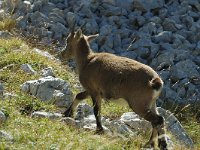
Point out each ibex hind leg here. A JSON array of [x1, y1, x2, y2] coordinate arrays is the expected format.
[[63, 91, 89, 117], [144, 128, 158, 148], [143, 109, 168, 150], [91, 95, 104, 134]]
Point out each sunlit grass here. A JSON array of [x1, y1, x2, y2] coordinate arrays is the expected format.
[[0, 18, 16, 31], [0, 38, 23, 53], [0, 98, 146, 150], [0, 36, 199, 149]]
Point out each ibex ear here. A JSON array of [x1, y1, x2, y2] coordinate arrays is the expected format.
[[75, 28, 82, 38], [87, 34, 99, 43]]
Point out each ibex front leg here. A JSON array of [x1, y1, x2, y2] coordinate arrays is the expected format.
[[91, 95, 103, 133], [63, 91, 89, 117]]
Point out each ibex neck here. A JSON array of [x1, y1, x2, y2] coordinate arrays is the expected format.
[[75, 38, 92, 72]]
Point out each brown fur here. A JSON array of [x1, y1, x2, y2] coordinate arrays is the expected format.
[[57, 29, 168, 150]]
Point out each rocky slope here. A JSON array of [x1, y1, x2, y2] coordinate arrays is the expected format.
[[2, 0, 200, 115]]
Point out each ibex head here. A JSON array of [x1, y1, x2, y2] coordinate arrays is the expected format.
[[56, 28, 99, 62]]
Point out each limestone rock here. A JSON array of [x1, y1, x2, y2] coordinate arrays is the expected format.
[[40, 67, 55, 77], [0, 111, 7, 123], [0, 131, 14, 142], [21, 76, 73, 107], [31, 111, 62, 119], [20, 64, 37, 75]]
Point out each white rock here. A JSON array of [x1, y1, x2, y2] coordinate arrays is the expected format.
[[3, 92, 18, 99], [40, 67, 55, 77], [20, 64, 37, 75], [0, 111, 7, 123], [31, 111, 62, 119], [0, 131, 14, 142], [61, 117, 82, 128], [120, 112, 151, 130], [33, 48, 54, 60], [21, 76, 73, 107], [83, 123, 111, 134]]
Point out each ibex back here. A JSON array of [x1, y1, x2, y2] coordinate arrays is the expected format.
[[57, 29, 168, 150]]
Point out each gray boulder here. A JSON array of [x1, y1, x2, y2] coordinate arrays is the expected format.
[[115, 0, 134, 11], [20, 64, 37, 75], [83, 19, 99, 34], [40, 67, 55, 77], [120, 51, 137, 60], [29, 11, 49, 27], [133, 0, 164, 12], [61, 117, 82, 128], [16, 16, 28, 29], [100, 25, 113, 36], [49, 11, 65, 25], [21, 76, 73, 107], [48, 22, 68, 40], [66, 12, 77, 28], [162, 18, 178, 32], [53, 90, 72, 107], [75, 103, 94, 120], [120, 112, 150, 130], [4, 0, 31, 16], [31, 111, 62, 119], [0, 131, 14, 142], [170, 59, 200, 81], [32, 48, 54, 60], [32, 0, 48, 12], [104, 119, 135, 136], [151, 51, 175, 68], [0, 83, 3, 98], [152, 31, 173, 43], [0, 111, 7, 123], [100, 4, 122, 16]]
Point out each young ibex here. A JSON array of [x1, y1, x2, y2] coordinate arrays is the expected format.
[[57, 29, 168, 150]]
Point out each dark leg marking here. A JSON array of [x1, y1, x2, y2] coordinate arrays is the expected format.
[[144, 110, 168, 150], [63, 91, 89, 117], [91, 95, 103, 133]]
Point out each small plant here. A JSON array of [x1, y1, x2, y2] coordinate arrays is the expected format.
[[0, 38, 23, 53], [0, 18, 16, 31]]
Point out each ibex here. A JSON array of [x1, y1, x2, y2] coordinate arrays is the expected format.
[[57, 29, 168, 150]]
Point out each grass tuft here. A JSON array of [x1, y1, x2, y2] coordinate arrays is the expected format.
[[0, 18, 16, 31]]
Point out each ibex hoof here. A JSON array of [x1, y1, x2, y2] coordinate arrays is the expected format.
[[95, 128, 104, 135], [158, 140, 168, 150], [63, 108, 73, 117]]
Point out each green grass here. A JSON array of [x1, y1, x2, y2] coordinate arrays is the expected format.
[[0, 37, 199, 149], [0, 37, 143, 150], [0, 97, 147, 150], [0, 18, 16, 31]]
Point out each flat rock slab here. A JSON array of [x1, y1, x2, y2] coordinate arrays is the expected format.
[[31, 111, 62, 119], [21, 76, 72, 107]]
